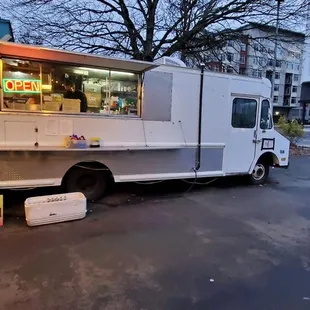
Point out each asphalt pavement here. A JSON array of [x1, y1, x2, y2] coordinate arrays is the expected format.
[[1, 156, 310, 310], [298, 127, 310, 147]]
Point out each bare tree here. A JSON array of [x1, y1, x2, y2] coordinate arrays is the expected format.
[[0, 0, 309, 61]]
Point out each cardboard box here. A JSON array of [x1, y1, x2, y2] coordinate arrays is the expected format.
[[85, 92, 101, 108], [44, 101, 61, 111], [62, 99, 81, 113]]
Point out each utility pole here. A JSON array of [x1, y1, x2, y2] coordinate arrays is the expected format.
[[271, 0, 283, 114]]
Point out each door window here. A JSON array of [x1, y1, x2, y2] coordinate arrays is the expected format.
[[231, 98, 257, 128], [260, 99, 273, 129]]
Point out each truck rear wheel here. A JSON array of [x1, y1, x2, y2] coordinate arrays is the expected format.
[[250, 160, 269, 185], [65, 166, 107, 201]]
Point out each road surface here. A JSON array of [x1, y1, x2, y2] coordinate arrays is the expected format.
[[1, 156, 310, 310], [298, 127, 310, 147]]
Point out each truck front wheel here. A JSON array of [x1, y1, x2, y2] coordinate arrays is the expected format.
[[65, 166, 107, 201], [250, 160, 269, 185]]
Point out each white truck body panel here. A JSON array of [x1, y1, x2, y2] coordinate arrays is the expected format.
[[0, 43, 290, 189]]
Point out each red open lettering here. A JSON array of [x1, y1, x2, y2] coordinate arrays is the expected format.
[[3, 79, 41, 93], [31, 81, 40, 92], [15, 80, 23, 91], [23, 81, 32, 91], [5, 80, 14, 91]]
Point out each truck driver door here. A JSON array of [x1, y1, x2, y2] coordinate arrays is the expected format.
[[225, 96, 258, 174], [254, 99, 274, 153]]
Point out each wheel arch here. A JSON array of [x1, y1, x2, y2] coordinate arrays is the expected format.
[[258, 151, 279, 166], [250, 151, 279, 174], [61, 160, 115, 186]]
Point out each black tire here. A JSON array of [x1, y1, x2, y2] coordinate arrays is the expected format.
[[250, 160, 269, 185], [65, 166, 107, 201]]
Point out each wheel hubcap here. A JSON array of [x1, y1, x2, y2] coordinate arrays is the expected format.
[[252, 164, 265, 181]]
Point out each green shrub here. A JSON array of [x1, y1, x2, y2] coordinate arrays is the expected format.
[[276, 116, 304, 145]]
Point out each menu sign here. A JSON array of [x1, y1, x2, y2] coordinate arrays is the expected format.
[[3, 78, 41, 93]]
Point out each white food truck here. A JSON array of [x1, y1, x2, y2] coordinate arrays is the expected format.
[[0, 42, 289, 200]]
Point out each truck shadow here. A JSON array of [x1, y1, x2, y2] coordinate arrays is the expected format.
[[0, 175, 266, 225]]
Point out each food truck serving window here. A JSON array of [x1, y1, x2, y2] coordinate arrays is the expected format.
[[1, 58, 141, 116]]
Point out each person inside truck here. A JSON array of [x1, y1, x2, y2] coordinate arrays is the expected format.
[[63, 79, 88, 112]]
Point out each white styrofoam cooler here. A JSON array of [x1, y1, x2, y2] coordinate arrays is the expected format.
[[25, 192, 87, 227]]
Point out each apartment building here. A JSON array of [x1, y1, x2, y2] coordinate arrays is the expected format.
[[204, 23, 306, 120]]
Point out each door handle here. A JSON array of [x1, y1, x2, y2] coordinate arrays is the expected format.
[[253, 139, 262, 144]]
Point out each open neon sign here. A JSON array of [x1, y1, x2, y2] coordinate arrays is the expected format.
[[3, 79, 41, 93]]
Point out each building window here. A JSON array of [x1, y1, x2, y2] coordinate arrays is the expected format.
[[292, 86, 298, 93], [227, 41, 234, 47], [277, 47, 284, 57], [258, 57, 265, 66], [252, 69, 258, 78], [2, 57, 140, 116], [290, 108, 300, 117], [214, 65, 219, 72], [295, 64, 300, 71], [293, 74, 299, 82], [274, 84, 279, 91], [240, 55, 245, 64], [273, 96, 278, 103], [275, 72, 280, 79], [227, 66, 234, 73], [207, 55, 217, 62], [240, 43, 246, 51], [252, 56, 258, 65], [288, 51, 299, 58], [268, 59, 274, 67], [232, 98, 257, 128], [251, 69, 262, 78], [291, 97, 296, 104], [276, 60, 281, 68], [287, 62, 294, 70], [227, 53, 234, 62]]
